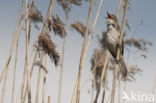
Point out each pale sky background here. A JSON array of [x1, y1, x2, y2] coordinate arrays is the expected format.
[[0, 0, 156, 103]]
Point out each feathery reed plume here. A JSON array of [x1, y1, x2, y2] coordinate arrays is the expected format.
[[35, 0, 55, 103], [124, 65, 143, 81], [57, 0, 82, 18], [46, 19, 53, 31], [34, 33, 60, 66], [91, 48, 107, 89], [28, 5, 43, 23], [91, 48, 111, 103], [99, 31, 107, 47], [71, 21, 90, 37], [57, 0, 71, 14], [126, 20, 131, 30], [34, 61, 48, 73], [124, 38, 152, 51], [51, 15, 67, 38], [57, 0, 82, 12], [69, 0, 82, 5]]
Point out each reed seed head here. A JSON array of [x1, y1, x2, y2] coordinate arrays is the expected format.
[[28, 5, 43, 23], [51, 15, 67, 38], [71, 21, 90, 37], [34, 33, 60, 66]]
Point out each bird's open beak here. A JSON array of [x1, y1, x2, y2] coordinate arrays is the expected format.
[[105, 12, 112, 19]]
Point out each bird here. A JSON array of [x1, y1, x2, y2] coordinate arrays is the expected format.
[[104, 12, 127, 77]]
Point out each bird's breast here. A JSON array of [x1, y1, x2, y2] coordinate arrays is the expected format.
[[106, 30, 120, 46]]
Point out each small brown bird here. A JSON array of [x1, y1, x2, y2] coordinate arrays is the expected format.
[[105, 12, 127, 77]]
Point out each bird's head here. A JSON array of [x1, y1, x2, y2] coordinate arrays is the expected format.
[[105, 12, 119, 30], [105, 12, 117, 24]]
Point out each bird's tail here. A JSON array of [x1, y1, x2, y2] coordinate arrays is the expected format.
[[119, 55, 127, 77]]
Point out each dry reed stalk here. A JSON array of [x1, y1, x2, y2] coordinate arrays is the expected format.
[[91, 79, 95, 103], [80, 49, 107, 91], [42, 55, 48, 103], [35, 52, 44, 103], [57, 37, 66, 103], [152, 75, 156, 93], [110, 70, 117, 103], [101, 64, 110, 103], [75, 0, 94, 102], [48, 96, 51, 103], [77, 0, 104, 99], [0, 1, 24, 103], [42, 71, 47, 103], [24, 0, 55, 101], [35, 0, 54, 103], [0, 0, 34, 102], [110, 0, 129, 103], [41, 0, 54, 33], [22, 50, 38, 103], [1, 64, 9, 103], [0, 0, 23, 86], [116, 0, 123, 18], [78, 50, 108, 103], [106, 94, 111, 103], [82, 0, 103, 64], [118, 77, 121, 103], [34, 33, 60, 102], [0, 67, 6, 85], [122, 81, 126, 103], [94, 52, 109, 103], [71, 79, 78, 103], [11, 42, 19, 103], [58, 17, 68, 103], [28, 20, 32, 44], [151, 75, 156, 103], [16, 87, 22, 103], [24, 0, 31, 102], [21, 63, 28, 103], [0, 0, 34, 86], [90, 49, 107, 102]]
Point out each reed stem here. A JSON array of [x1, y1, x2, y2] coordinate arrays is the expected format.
[[11, 42, 19, 103], [76, 0, 94, 102], [110, 0, 129, 103], [58, 17, 68, 103]]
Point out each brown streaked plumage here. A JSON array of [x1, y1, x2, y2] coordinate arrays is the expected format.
[[105, 12, 127, 77]]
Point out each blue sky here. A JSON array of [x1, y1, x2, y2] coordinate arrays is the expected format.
[[0, 0, 156, 103]]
